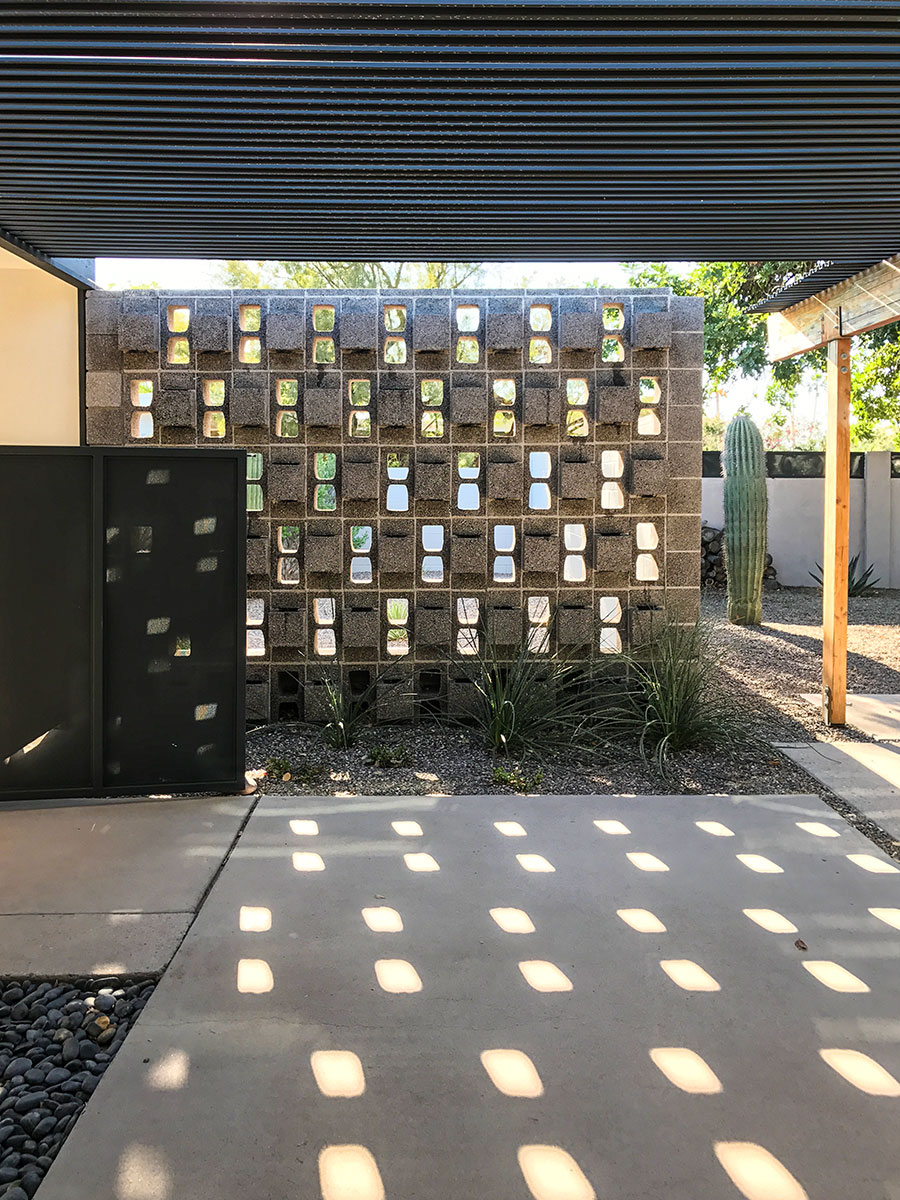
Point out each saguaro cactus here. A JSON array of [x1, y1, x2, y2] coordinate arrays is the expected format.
[[723, 413, 767, 624]]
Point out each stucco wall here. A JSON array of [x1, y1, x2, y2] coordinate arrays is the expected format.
[[0, 250, 80, 445]]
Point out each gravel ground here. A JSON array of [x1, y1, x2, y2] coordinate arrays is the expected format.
[[0, 976, 155, 1199]]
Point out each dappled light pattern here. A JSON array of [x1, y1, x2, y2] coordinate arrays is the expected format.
[[660, 960, 720, 992], [626, 852, 669, 872], [481, 1049, 544, 1098], [519, 961, 573, 993], [293, 851, 325, 872], [319, 1145, 385, 1200], [796, 821, 840, 838], [617, 908, 666, 933], [147, 1050, 189, 1092], [517, 1145, 596, 1200], [695, 820, 734, 837], [650, 1048, 722, 1094], [116, 1144, 171, 1200], [239, 906, 271, 932], [847, 853, 899, 874], [714, 1141, 809, 1200], [819, 1049, 900, 1097], [311, 1051, 367, 1098], [362, 906, 404, 932], [491, 907, 536, 934], [802, 961, 870, 993], [495, 820, 528, 837], [404, 852, 440, 872], [869, 907, 900, 930], [743, 909, 798, 934], [290, 819, 319, 836], [375, 959, 423, 993], [593, 819, 630, 835], [517, 853, 555, 873], [736, 853, 783, 874], [237, 958, 273, 994], [392, 820, 423, 837]]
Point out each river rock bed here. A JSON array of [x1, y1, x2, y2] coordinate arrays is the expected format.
[[0, 976, 155, 1198]]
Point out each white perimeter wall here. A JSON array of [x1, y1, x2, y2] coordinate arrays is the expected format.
[[702, 453, 900, 587]]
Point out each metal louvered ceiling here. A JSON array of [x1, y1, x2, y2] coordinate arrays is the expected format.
[[2, 2, 900, 261]]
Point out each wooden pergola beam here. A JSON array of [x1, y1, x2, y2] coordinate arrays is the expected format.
[[768, 253, 900, 361], [822, 338, 851, 726]]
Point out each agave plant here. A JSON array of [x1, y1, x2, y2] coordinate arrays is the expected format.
[[809, 553, 881, 597]]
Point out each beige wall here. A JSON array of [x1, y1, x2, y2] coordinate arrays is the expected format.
[[0, 248, 81, 445]]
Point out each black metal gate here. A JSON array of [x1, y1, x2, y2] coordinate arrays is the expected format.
[[0, 448, 245, 800]]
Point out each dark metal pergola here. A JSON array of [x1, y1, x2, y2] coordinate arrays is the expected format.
[[1, 1, 900, 261]]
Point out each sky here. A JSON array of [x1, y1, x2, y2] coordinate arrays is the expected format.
[[94, 257, 820, 427]]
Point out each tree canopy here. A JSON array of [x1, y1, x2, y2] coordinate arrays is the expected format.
[[216, 260, 484, 290]]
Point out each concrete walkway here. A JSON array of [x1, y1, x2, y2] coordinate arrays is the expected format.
[[0, 794, 254, 975], [35, 791, 900, 1200]]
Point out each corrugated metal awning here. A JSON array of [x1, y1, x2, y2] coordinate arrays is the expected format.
[[748, 260, 885, 313]]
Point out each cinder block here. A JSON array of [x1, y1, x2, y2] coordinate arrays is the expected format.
[[378, 387, 414, 427], [413, 314, 450, 352], [194, 307, 232, 353], [671, 296, 704, 331], [86, 408, 124, 445], [231, 383, 268, 426], [486, 312, 521, 351], [523, 534, 557, 573], [594, 532, 631, 573], [448, 676, 478, 715], [450, 387, 486, 424], [343, 607, 379, 647], [557, 606, 593, 646], [85, 335, 121, 371], [380, 533, 415, 574], [631, 456, 667, 496], [156, 388, 196, 427], [633, 311, 673, 349], [86, 371, 121, 408], [523, 387, 561, 425], [416, 457, 451, 501], [488, 606, 522, 644], [246, 536, 270, 575], [669, 369, 702, 405], [269, 462, 303, 502], [246, 683, 270, 722], [487, 457, 523, 499], [85, 292, 119, 334], [450, 532, 487, 574], [341, 303, 378, 351], [560, 459, 594, 499], [669, 331, 704, 368], [304, 533, 341, 572], [302, 387, 341, 426], [665, 551, 699, 587], [118, 313, 159, 353], [343, 456, 378, 500], [415, 605, 450, 645], [629, 605, 664, 647], [597, 385, 637, 424], [666, 514, 701, 553], [560, 312, 599, 350], [266, 311, 304, 352], [377, 672, 415, 721], [269, 609, 304, 647]]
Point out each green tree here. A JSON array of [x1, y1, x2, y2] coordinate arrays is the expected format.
[[626, 260, 900, 446], [215, 260, 484, 290]]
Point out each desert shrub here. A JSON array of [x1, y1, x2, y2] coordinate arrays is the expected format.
[[367, 743, 412, 768]]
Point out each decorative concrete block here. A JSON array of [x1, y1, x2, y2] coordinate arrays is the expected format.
[[231, 383, 268, 426], [488, 606, 522, 644], [560, 311, 599, 350], [486, 312, 521, 351], [597, 384, 637, 424], [415, 605, 450, 645], [377, 671, 416, 721], [118, 313, 159, 353], [304, 532, 341, 573], [194, 308, 232, 353], [266, 311, 304, 352], [664, 551, 699, 588], [302, 387, 341, 426], [629, 605, 664, 647], [631, 456, 667, 496], [523, 387, 561, 425], [416, 457, 451, 501], [246, 536, 270, 575], [246, 683, 270, 721], [523, 534, 557, 573], [343, 456, 378, 500], [558, 605, 593, 646], [341, 302, 378, 351], [269, 462, 303, 502], [450, 532, 487, 574], [669, 369, 703, 405], [560, 458, 594, 499], [157, 388, 196, 427], [594, 532, 631, 573], [633, 311, 673, 349], [378, 387, 414, 427], [413, 314, 450, 352], [669, 331, 704, 368], [380, 532, 415, 574], [671, 296, 704, 331], [451, 387, 486, 424], [86, 408, 124, 445], [85, 335, 121, 371], [448, 676, 478, 716], [269, 609, 304, 646], [343, 607, 379, 647], [487, 457, 523, 499], [86, 371, 121, 408], [85, 292, 119, 334]]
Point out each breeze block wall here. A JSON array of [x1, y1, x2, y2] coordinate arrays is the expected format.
[[83, 287, 703, 723]]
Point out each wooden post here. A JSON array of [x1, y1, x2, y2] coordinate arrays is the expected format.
[[822, 337, 851, 725]]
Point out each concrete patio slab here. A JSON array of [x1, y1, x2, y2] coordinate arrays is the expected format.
[[37, 791, 900, 1200], [802, 692, 900, 740], [0, 794, 254, 974], [780, 741, 900, 841]]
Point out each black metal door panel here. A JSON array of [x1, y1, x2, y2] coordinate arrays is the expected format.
[[103, 454, 243, 788]]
